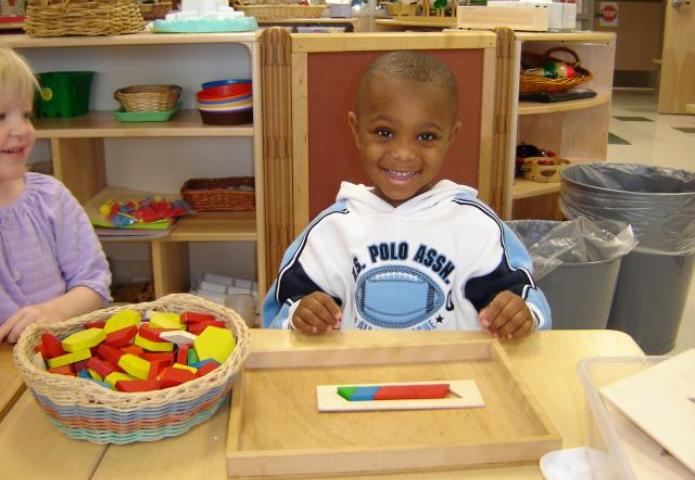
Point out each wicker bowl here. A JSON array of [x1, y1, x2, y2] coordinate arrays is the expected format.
[[13, 293, 251, 444], [114, 84, 182, 112], [181, 177, 255, 212], [520, 47, 592, 94], [138, 1, 172, 20]]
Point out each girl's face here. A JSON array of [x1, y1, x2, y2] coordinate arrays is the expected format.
[[348, 76, 461, 207], [0, 101, 35, 183]]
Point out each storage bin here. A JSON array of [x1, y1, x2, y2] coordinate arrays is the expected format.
[[36, 71, 94, 118]]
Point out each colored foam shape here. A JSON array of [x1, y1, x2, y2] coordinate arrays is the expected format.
[[172, 363, 198, 374], [87, 368, 103, 382], [118, 353, 151, 380], [134, 333, 174, 352], [149, 312, 182, 330], [47, 365, 75, 376], [158, 366, 196, 388], [104, 325, 138, 347], [337, 386, 358, 401], [104, 371, 136, 388], [187, 348, 198, 365], [138, 324, 170, 342], [142, 352, 174, 364], [120, 345, 144, 357], [97, 344, 123, 368], [148, 359, 168, 381], [176, 344, 189, 365], [372, 384, 450, 401], [195, 361, 219, 377], [160, 330, 197, 345], [116, 379, 160, 392], [78, 369, 91, 379], [84, 320, 106, 329], [41, 332, 65, 359], [188, 320, 226, 336], [47, 349, 91, 369], [181, 311, 216, 323], [349, 386, 381, 401], [193, 326, 235, 364], [73, 359, 90, 373], [62, 328, 105, 352], [190, 359, 217, 369], [104, 309, 141, 334]]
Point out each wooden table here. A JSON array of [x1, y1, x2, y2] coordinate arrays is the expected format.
[[0, 330, 642, 479]]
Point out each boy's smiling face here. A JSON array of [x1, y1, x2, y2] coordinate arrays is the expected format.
[[348, 74, 461, 207]]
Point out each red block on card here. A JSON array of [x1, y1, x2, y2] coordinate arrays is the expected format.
[[105, 325, 138, 348], [158, 366, 196, 388], [87, 356, 115, 378], [373, 384, 450, 400], [180, 311, 216, 324], [116, 379, 160, 392], [48, 365, 75, 376], [41, 332, 65, 359]]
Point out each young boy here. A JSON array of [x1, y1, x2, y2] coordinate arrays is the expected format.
[[263, 51, 551, 339]]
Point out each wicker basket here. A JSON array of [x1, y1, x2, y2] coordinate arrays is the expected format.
[[24, 0, 145, 37], [138, 1, 171, 20], [181, 177, 255, 212], [520, 47, 592, 94], [234, 3, 327, 19], [114, 84, 182, 112], [384, 2, 417, 16], [13, 294, 251, 444]]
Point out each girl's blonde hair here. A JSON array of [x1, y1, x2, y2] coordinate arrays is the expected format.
[[0, 46, 39, 109]]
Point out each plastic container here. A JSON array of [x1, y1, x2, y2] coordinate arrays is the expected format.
[[199, 107, 252, 125], [36, 71, 94, 118], [577, 356, 694, 480], [113, 103, 180, 123], [201, 79, 251, 90]]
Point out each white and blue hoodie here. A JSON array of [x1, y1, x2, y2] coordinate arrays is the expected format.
[[263, 180, 551, 331]]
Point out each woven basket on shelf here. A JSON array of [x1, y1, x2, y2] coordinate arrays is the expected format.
[[181, 177, 255, 212], [114, 84, 182, 112], [13, 294, 251, 445], [24, 0, 145, 37], [138, 1, 172, 20], [384, 2, 417, 16], [520, 47, 593, 94], [233, 1, 327, 20]]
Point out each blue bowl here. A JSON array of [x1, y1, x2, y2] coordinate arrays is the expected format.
[[201, 79, 252, 90]]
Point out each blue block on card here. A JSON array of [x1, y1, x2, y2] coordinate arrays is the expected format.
[[350, 386, 381, 401]]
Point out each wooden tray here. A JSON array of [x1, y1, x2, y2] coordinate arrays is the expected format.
[[226, 339, 560, 477]]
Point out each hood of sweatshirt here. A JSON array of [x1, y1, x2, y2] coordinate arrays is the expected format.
[[336, 180, 478, 216]]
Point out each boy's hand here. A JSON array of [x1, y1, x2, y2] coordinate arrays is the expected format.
[[478, 291, 535, 340], [0, 304, 62, 344], [291, 292, 342, 335]]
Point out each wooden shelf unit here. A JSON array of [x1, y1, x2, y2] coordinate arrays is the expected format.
[[10, 32, 267, 299], [507, 31, 616, 220]]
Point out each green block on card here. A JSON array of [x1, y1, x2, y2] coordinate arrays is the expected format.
[[337, 386, 358, 401], [187, 349, 198, 365]]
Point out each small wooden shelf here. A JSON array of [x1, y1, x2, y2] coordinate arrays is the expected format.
[[166, 211, 257, 242], [375, 17, 457, 29], [35, 110, 254, 138], [514, 31, 615, 44], [257, 18, 358, 25], [0, 32, 259, 48], [512, 178, 561, 200], [518, 93, 610, 116]]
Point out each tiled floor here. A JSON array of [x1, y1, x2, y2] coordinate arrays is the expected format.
[[608, 90, 695, 354]]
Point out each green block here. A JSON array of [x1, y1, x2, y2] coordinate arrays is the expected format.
[[337, 386, 358, 401], [187, 348, 198, 365]]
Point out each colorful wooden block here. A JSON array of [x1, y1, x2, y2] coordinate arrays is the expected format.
[[47, 365, 75, 376], [86, 368, 103, 382], [142, 352, 174, 364], [372, 384, 450, 400], [118, 353, 151, 380], [195, 361, 220, 377], [62, 328, 105, 353], [104, 372, 136, 388], [172, 363, 198, 374], [120, 345, 144, 357], [349, 386, 381, 401], [104, 309, 141, 334], [188, 320, 226, 336], [138, 324, 171, 342], [84, 320, 106, 329], [160, 330, 197, 345], [72, 359, 90, 373], [181, 311, 216, 324], [104, 325, 138, 348], [158, 366, 196, 388], [148, 359, 169, 381], [176, 345, 189, 365], [40, 332, 65, 359], [78, 369, 92, 380], [115, 379, 160, 392], [337, 386, 358, 401], [193, 326, 235, 364], [97, 344, 123, 369], [149, 312, 182, 330], [187, 348, 198, 365], [134, 334, 174, 352], [46, 349, 91, 369]]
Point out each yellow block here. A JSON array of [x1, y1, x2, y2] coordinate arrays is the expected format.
[[172, 363, 198, 374], [62, 328, 106, 352], [193, 326, 235, 364], [87, 368, 103, 382], [47, 349, 92, 369], [134, 334, 174, 352], [104, 309, 141, 334], [104, 372, 136, 388], [118, 354, 151, 380], [149, 312, 183, 330]]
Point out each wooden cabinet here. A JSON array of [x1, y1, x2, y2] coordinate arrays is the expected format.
[[504, 32, 616, 220], [5, 33, 267, 298]]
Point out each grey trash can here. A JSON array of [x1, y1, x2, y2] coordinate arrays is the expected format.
[[507, 219, 636, 330], [561, 163, 695, 354]]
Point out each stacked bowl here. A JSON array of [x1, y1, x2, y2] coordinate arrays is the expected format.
[[197, 79, 252, 125]]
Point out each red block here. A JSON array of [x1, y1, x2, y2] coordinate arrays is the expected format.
[[87, 356, 115, 378], [373, 384, 450, 401], [176, 345, 189, 365], [105, 325, 138, 348], [138, 324, 173, 342], [97, 344, 123, 369], [188, 320, 226, 336], [116, 379, 161, 392], [148, 360, 169, 381], [84, 320, 106, 329], [142, 352, 174, 365], [195, 361, 220, 378], [73, 359, 90, 374], [158, 367, 196, 388], [41, 332, 65, 359], [120, 345, 144, 357], [48, 365, 75, 376], [180, 311, 216, 324]]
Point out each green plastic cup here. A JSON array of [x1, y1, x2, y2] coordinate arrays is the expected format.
[[36, 71, 95, 118]]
